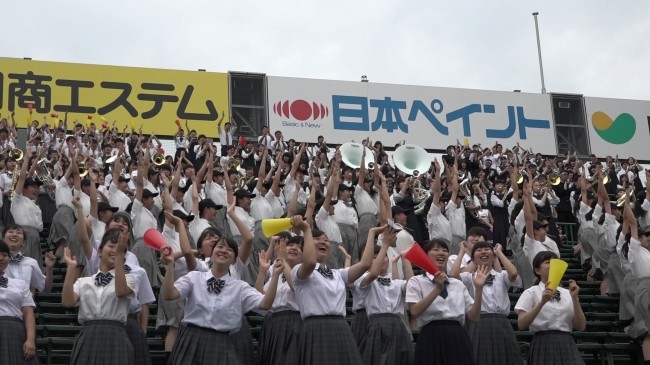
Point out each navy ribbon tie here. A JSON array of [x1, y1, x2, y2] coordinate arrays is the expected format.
[[0, 276, 8, 288], [207, 277, 226, 294], [95, 272, 114, 287], [484, 274, 495, 286], [9, 253, 23, 263], [377, 277, 392, 286], [124, 265, 132, 274], [281, 274, 287, 283], [317, 266, 333, 280], [430, 276, 449, 299], [552, 290, 561, 302]]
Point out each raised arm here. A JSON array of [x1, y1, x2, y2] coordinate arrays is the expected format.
[[360, 228, 394, 287], [114, 231, 134, 298], [61, 248, 80, 308], [295, 216, 316, 280], [348, 224, 387, 283], [226, 201, 253, 264]]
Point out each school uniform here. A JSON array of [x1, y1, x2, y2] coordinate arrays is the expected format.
[[124, 264, 155, 365], [156, 226, 190, 334], [445, 201, 466, 255], [5, 253, 45, 292], [10, 194, 43, 262], [350, 275, 369, 347], [169, 271, 265, 365], [514, 283, 584, 365], [523, 235, 560, 267], [358, 274, 414, 365], [49, 180, 83, 259], [602, 213, 624, 295], [460, 270, 523, 365], [246, 188, 275, 285], [427, 203, 453, 246], [355, 185, 379, 263], [70, 270, 138, 365], [108, 182, 132, 212], [129, 198, 162, 288], [333, 200, 359, 264], [258, 269, 302, 365], [205, 181, 231, 236], [314, 206, 345, 269], [406, 274, 476, 365], [291, 263, 363, 364], [195, 258, 255, 365], [488, 191, 510, 247], [0, 275, 38, 365], [626, 237, 650, 339]]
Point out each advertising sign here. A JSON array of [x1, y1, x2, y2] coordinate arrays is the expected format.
[[0, 58, 228, 137], [584, 96, 650, 160], [267, 76, 557, 154]]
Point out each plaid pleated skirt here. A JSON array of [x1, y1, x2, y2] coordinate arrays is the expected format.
[[230, 316, 255, 365], [169, 324, 241, 365], [70, 320, 135, 365], [414, 320, 475, 365], [350, 308, 369, 347], [528, 330, 584, 365], [22, 226, 43, 265], [357, 213, 378, 264], [299, 315, 363, 365], [0, 316, 39, 365], [258, 310, 302, 365], [359, 313, 414, 365], [126, 315, 152, 365], [466, 313, 523, 365]]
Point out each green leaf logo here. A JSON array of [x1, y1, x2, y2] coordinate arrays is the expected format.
[[591, 112, 636, 144]]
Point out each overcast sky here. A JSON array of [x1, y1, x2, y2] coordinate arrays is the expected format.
[[3, 1, 650, 100]]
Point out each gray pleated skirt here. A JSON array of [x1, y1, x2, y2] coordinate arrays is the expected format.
[[258, 310, 302, 365], [48, 205, 74, 246], [325, 241, 346, 269], [620, 273, 638, 321], [357, 213, 378, 264], [0, 316, 40, 365], [36, 193, 56, 229], [299, 315, 363, 365], [528, 330, 584, 365], [125, 315, 152, 365], [350, 308, 369, 347], [629, 277, 650, 339], [606, 251, 624, 294], [231, 316, 255, 365], [156, 284, 184, 329], [359, 313, 414, 365], [70, 320, 135, 365], [466, 313, 523, 365], [241, 221, 269, 286], [130, 239, 163, 288], [338, 223, 358, 263], [169, 324, 241, 365], [22, 226, 43, 265], [512, 249, 535, 290]]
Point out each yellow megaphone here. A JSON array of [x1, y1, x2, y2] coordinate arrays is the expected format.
[[261, 218, 293, 237], [547, 258, 568, 291]]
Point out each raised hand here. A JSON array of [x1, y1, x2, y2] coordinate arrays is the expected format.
[[568, 279, 580, 299], [473, 264, 490, 288], [258, 250, 271, 272], [63, 247, 77, 267]]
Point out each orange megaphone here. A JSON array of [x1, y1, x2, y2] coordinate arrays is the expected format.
[[404, 242, 440, 276], [547, 258, 568, 291], [261, 218, 293, 237], [143, 229, 172, 255]]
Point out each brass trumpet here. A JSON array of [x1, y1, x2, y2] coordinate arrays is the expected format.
[[228, 158, 240, 171], [10, 148, 24, 161], [78, 163, 89, 177], [548, 171, 561, 186], [152, 153, 165, 166]]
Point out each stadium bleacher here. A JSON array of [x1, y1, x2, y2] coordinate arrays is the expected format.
[[33, 222, 645, 365]]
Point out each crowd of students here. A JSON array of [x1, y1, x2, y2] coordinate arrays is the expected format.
[[0, 112, 648, 365]]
